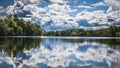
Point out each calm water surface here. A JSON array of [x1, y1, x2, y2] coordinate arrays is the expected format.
[[0, 36, 120, 68]]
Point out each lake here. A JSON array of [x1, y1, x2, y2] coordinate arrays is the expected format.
[[0, 36, 120, 68]]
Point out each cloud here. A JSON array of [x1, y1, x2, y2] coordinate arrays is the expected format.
[[44, 0, 77, 3], [104, 0, 120, 23], [77, 5, 93, 9], [48, 4, 71, 13], [4, 1, 35, 17], [0, 0, 37, 17], [0, 0, 14, 16], [107, 10, 120, 22], [30, 3, 119, 30], [75, 10, 108, 25], [104, 0, 120, 9], [31, 3, 119, 31], [6, 6, 14, 15], [14, 0, 40, 5], [1, 0, 120, 30], [92, 2, 106, 7], [30, 3, 78, 31], [0, 6, 4, 12]]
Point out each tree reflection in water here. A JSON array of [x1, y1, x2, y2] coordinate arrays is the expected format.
[[0, 37, 120, 68], [0, 37, 42, 57]]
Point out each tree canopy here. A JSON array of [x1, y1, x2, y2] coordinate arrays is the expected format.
[[0, 16, 43, 36], [44, 25, 120, 37]]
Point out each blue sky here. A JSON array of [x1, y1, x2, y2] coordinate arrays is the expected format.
[[0, 0, 120, 31]]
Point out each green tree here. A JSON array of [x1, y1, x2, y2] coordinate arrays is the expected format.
[[116, 32, 120, 37]]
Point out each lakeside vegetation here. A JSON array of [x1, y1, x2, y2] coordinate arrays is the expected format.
[[0, 16, 120, 37], [44, 26, 120, 37], [0, 16, 43, 36]]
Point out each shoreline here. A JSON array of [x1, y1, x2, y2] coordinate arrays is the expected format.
[[0, 36, 120, 39]]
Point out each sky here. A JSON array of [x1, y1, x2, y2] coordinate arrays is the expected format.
[[0, 0, 120, 31]]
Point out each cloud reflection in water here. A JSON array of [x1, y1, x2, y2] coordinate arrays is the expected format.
[[0, 37, 120, 68]]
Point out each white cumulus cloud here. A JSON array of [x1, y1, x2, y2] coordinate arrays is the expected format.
[[77, 5, 93, 9], [104, 0, 120, 23], [104, 0, 120, 9], [75, 10, 108, 24], [44, 0, 77, 3], [92, 2, 106, 7]]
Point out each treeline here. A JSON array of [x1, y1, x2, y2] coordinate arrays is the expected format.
[[44, 26, 120, 37], [0, 16, 120, 37], [0, 16, 43, 36]]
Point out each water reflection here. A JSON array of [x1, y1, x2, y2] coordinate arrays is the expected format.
[[0, 37, 120, 68], [0, 37, 42, 57]]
